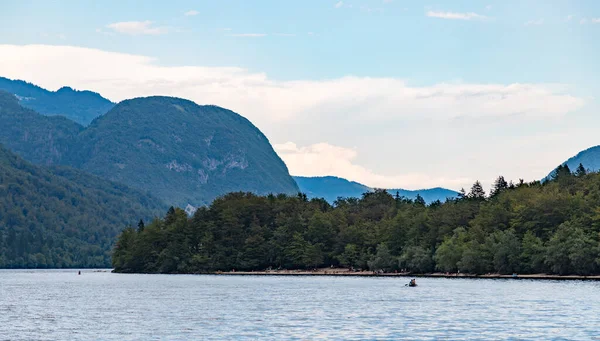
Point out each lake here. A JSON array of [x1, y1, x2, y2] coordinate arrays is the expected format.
[[1, 269, 599, 340]]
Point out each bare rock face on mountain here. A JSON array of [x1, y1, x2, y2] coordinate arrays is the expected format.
[[0, 90, 299, 207]]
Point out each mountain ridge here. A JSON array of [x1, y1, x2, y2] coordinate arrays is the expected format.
[[545, 145, 600, 181], [293, 175, 458, 204], [0, 90, 299, 207], [0, 76, 114, 125]]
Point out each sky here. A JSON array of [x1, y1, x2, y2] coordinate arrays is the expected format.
[[0, 0, 599, 192]]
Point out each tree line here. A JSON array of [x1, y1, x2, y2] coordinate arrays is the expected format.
[[113, 163, 600, 275]]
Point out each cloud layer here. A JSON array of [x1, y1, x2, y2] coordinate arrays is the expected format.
[[274, 142, 472, 189], [426, 11, 488, 21], [106, 21, 169, 35], [0, 44, 588, 190]]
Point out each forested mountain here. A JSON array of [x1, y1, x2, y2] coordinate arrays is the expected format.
[[0, 92, 299, 207], [114, 171, 600, 276], [546, 145, 600, 180], [294, 176, 371, 203], [0, 145, 165, 268], [0, 77, 114, 125], [0, 91, 83, 165], [293, 176, 458, 204]]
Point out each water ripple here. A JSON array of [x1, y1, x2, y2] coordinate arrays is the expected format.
[[1, 270, 600, 340]]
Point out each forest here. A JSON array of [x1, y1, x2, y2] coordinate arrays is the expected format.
[[113, 164, 600, 275], [0, 145, 164, 268]]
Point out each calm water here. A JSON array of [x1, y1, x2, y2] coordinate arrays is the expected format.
[[1, 270, 600, 340]]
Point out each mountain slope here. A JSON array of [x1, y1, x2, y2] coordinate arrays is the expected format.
[[387, 187, 460, 204], [0, 144, 165, 268], [293, 176, 458, 204], [0, 92, 299, 207], [70, 96, 300, 206], [546, 145, 600, 180], [294, 176, 371, 202], [0, 77, 114, 125], [0, 91, 82, 165]]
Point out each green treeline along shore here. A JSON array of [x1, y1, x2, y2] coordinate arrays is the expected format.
[[113, 164, 600, 276]]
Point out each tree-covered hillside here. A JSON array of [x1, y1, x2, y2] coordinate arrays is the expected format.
[[114, 171, 600, 276], [0, 145, 165, 268], [0, 92, 299, 207], [0, 90, 83, 165], [0, 77, 114, 125], [70, 96, 299, 207]]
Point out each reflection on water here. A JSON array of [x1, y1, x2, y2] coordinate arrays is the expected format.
[[1, 269, 600, 340]]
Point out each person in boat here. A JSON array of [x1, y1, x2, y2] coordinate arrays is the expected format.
[[408, 279, 417, 287]]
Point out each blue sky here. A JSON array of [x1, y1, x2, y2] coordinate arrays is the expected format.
[[1, 0, 599, 190]]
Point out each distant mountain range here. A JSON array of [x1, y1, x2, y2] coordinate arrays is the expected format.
[[0, 76, 114, 125], [546, 145, 600, 180], [0, 144, 164, 268], [0, 89, 299, 207], [293, 176, 458, 204]]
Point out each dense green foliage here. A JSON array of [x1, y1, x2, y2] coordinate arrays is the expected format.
[[0, 77, 114, 125], [294, 176, 457, 204], [0, 91, 83, 165], [114, 168, 600, 275], [0, 92, 299, 207], [0, 145, 165, 268]]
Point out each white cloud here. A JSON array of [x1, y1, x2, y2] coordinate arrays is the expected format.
[[228, 33, 267, 37], [106, 21, 169, 35], [426, 11, 489, 21], [274, 142, 472, 189], [593, 18, 600, 23], [335, 1, 344, 8], [184, 10, 199, 16], [0, 44, 588, 190], [580, 18, 588, 24], [524, 19, 544, 26], [274, 33, 296, 37], [565, 14, 574, 21]]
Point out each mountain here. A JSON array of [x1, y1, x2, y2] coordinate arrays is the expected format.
[[293, 176, 458, 204], [0, 90, 83, 165], [0, 144, 165, 268], [546, 145, 600, 180], [387, 187, 460, 204], [294, 176, 371, 203], [70, 96, 300, 206], [0, 76, 114, 125], [0, 91, 299, 207]]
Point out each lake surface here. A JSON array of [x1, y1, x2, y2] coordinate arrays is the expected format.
[[1, 270, 600, 340]]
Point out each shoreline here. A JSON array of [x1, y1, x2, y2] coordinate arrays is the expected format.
[[213, 269, 600, 281]]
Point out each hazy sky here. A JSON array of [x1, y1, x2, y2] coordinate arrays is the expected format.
[[1, 0, 599, 191]]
